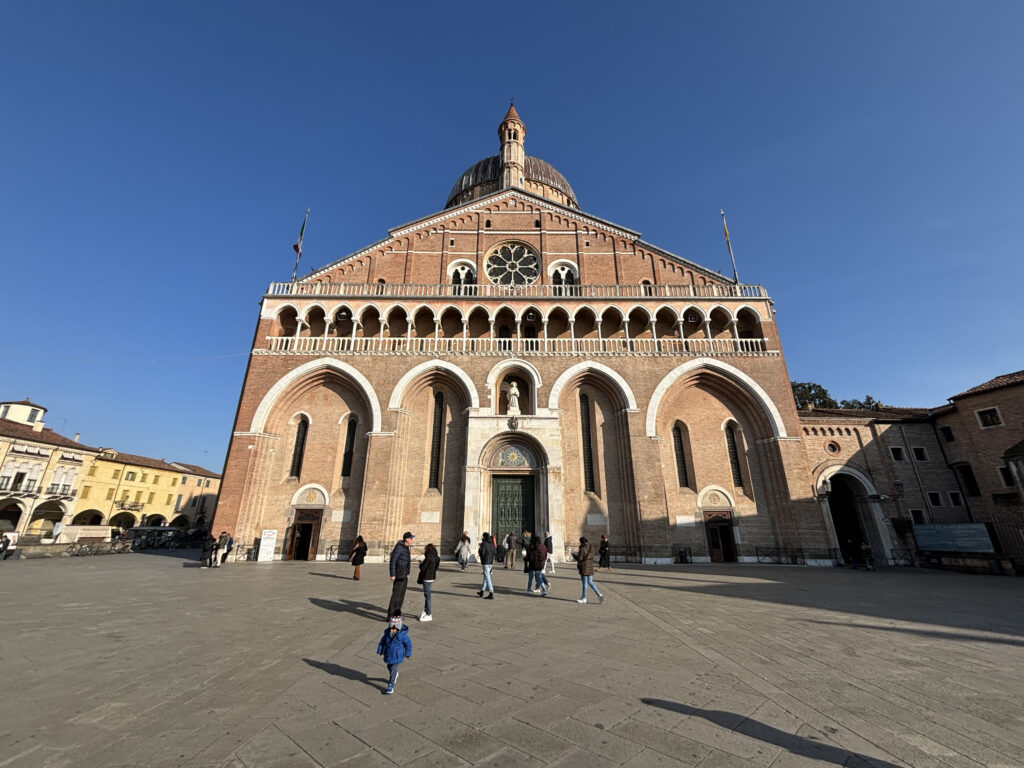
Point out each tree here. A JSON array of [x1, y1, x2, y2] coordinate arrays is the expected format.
[[791, 381, 837, 409], [839, 395, 883, 410]]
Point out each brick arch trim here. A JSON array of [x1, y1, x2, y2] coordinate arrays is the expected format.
[[546, 361, 639, 412], [388, 359, 480, 410], [646, 359, 787, 439], [249, 358, 383, 434], [817, 464, 878, 496]]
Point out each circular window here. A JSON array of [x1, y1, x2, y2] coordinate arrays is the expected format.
[[826, 441, 841, 454], [486, 242, 540, 286]]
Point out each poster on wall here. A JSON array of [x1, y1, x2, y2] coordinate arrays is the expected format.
[[257, 529, 278, 562]]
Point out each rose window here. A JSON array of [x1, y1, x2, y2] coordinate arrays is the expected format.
[[485, 242, 540, 286]]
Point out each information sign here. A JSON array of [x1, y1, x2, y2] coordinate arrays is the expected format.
[[257, 529, 279, 562]]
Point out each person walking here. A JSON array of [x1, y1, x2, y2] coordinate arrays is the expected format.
[[214, 530, 233, 567], [387, 532, 415, 619], [350, 535, 367, 580], [477, 531, 496, 599], [0, 534, 10, 561], [376, 613, 412, 695], [597, 534, 611, 572], [525, 535, 549, 596], [572, 536, 603, 604], [455, 532, 472, 571], [543, 530, 556, 574], [200, 534, 216, 569], [417, 543, 440, 621], [504, 531, 518, 569]]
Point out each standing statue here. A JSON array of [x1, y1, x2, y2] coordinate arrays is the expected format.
[[507, 381, 520, 412]]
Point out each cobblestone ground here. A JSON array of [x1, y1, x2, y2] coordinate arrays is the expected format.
[[1, 552, 1022, 768]]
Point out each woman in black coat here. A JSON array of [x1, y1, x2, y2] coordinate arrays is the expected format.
[[597, 534, 611, 571], [350, 535, 367, 580], [417, 543, 440, 621]]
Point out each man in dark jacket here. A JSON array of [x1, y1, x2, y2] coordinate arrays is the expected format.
[[387, 532, 415, 618], [477, 531, 496, 599]]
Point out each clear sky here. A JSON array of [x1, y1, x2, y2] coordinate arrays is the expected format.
[[2, 1, 1022, 469]]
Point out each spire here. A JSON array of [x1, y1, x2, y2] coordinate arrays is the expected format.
[[498, 101, 526, 190]]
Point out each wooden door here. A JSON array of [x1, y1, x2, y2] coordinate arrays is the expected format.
[[491, 476, 535, 539]]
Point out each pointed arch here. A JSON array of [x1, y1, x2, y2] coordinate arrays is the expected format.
[[249, 358, 382, 433], [645, 359, 787, 438], [388, 360, 480, 409], [547, 362, 638, 412]]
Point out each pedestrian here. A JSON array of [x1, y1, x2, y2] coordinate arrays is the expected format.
[[521, 530, 532, 573], [0, 534, 10, 561], [525, 535, 549, 596], [543, 530, 556, 574], [387, 532, 415, 619], [504, 530, 518, 569], [214, 530, 233, 567], [417, 543, 440, 621], [376, 613, 412, 695], [200, 534, 216, 568], [455, 532, 472, 571], [572, 536, 603, 604], [350, 535, 367, 580], [597, 534, 611, 571], [477, 531, 496, 599]]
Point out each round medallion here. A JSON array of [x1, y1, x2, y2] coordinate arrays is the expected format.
[[305, 490, 318, 503], [707, 492, 722, 506], [486, 242, 540, 286]]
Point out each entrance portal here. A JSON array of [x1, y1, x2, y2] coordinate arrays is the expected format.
[[828, 474, 868, 564], [491, 476, 534, 539], [287, 509, 322, 561], [704, 511, 737, 562]]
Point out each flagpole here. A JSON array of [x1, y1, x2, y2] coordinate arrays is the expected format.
[[721, 209, 739, 284], [291, 207, 310, 284]]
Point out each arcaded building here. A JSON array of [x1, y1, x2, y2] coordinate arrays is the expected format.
[[214, 105, 844, 564]]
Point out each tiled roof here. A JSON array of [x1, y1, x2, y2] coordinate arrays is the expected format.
[[172, 462, 222, 479], [0, 418, 98, 451], [950, 370, 1024, 400], [96, 452, 182, 473], [798, 406, 934, 421], [2, 398, 47, 410]]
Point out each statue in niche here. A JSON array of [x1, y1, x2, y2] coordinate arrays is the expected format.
[[507, 381, 520, 414]]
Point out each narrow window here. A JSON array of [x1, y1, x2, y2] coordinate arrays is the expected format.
[[341, 417, 358, 477], [939, 426, 955, 442], [948, 491, 963, 507], [927, 491, 943, 507], [580, 393, 595, 492], [955, 464, 981, 497], [999, 466, 1015, 487], [672, 425, 689, 488], [725, 425, 744, 489], [911, 509, 925, 524], [889, 446, 905, 461], [428, 392, 445, 489], [290, 417, 309, 478], [912, 447, 928, 462]]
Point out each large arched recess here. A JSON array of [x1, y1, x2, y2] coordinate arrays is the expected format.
[[390, 365, 474, 556], [553, 364, 640, 555], [259, 361, 377, 551], [648, 360, 789, 543]]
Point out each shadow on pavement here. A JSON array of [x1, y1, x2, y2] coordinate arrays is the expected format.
[[303, 658, 385, 691], [308, 596, 383, 621], [801, 618, 1024, 647], [135, 548, 201, 560], [640, 699, 902, 768]]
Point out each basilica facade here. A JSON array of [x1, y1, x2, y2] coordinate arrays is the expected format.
[[213, 104, 847, 565]]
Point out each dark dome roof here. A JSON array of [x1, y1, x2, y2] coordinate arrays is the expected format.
[[445, 154, 577, 209]]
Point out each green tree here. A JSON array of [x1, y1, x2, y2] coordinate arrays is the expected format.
[[791, 381, 837, 409], [839, 395, 883, 410]]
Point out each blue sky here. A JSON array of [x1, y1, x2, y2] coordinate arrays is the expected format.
[[2, 1, 1021, 468]]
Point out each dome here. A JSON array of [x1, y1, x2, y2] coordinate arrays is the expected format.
[[445, 154, 578, 209]]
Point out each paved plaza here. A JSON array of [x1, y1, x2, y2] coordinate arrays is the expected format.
[[1, 552, 1023, 768]]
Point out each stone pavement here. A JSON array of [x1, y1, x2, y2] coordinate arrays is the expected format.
[[1, 552, 1023, 768]]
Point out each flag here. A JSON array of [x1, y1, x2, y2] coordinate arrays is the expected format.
[[293, 208, 309, 258]]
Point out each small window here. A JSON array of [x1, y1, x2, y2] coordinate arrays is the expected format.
[[147, 492, 155, 504], [912, 447, 928, 462], [166, 494, 173, 505], [0, 405, 8, 419], [121, 491, 129, 501], [534, 219, 540, 228], [106, 488, 115, 500], [584, 240, 590, 247], [112, 469, 121, 479], [999, 466, 1015, 487], [125, 471, 136, 481], [197, 478, 202, 486], [889, 446, 905, 461], [976, 408, 1002, 428], [911, 509, 925, 524], [826, 441, 841, 454], [81, 486, 91, 499], [153, 475, 160, 484], [205, 479, 211, 487], [485, 219, 491, 228], [28, 408, 39, 423], [141, 473, 148, 483], [134, 491, 142, 502], [172, 477, 178, 486], [191, 497, 197, 507], [939, 426, 955, 442], [927, 492, 943, 507], [948, 491, 963, 507], [955, 464, 982, 497], [0, 477, 8, 490], [449, 238, 454, 246], [88, 465, 96, 476]]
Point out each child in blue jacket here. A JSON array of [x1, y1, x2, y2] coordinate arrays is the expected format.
[[377, 613, 412, 695]]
